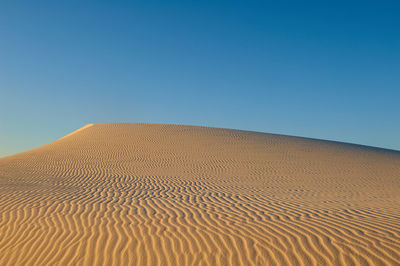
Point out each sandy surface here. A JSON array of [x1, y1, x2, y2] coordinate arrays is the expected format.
[[0, 123, 399, 265]]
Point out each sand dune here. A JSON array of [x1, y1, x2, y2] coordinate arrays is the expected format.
[[0, 123, 399, 265]]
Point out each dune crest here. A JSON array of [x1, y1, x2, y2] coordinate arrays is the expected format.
[[57, 123, 94, 141], [1, 123, 399, 265]]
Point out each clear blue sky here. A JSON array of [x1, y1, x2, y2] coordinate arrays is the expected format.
[[1, 1, 399, 157]]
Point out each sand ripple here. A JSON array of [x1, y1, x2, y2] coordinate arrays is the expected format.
[[1, 123, 399, 265]]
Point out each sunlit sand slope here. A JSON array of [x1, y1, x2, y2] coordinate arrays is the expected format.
[[1, 123, 400, 266]]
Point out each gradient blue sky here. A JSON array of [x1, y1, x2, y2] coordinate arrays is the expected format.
[[1, 1, 399, 157]]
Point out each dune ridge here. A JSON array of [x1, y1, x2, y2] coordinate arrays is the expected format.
[[0, 123, 399, 265]]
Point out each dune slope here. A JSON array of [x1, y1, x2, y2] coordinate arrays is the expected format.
[[0, 123, 400, 265]]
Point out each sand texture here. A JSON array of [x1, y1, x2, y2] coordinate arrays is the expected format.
[[1, 123, 400, 266]]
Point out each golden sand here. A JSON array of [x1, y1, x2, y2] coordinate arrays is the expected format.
[[0, 123, 399, 265]]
